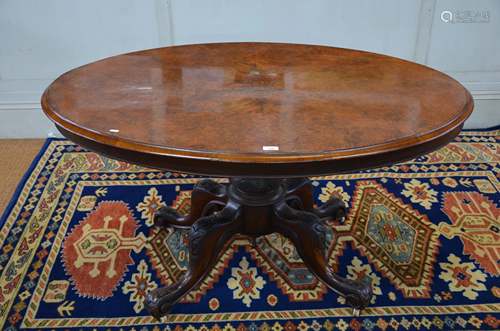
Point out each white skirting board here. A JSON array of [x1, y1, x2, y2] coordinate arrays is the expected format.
[[0, 78, 499, 139]]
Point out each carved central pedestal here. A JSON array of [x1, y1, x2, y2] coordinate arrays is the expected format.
[[144, 178, 373, 320]]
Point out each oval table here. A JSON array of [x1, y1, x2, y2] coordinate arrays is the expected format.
[[41, 43, 474, 320]]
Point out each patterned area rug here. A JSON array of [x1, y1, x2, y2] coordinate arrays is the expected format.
[[1, 127, 500, 331]]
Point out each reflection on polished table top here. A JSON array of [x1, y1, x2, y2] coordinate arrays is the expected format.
[[41, 42, 473, 178]]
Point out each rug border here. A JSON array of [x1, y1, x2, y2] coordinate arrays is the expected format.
[[0, 138, 65, 228]]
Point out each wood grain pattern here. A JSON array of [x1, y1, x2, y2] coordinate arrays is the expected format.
[[41, 43, 473, 177]]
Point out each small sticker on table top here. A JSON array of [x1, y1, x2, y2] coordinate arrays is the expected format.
[[109, 129, 119, 133], [263, 146, 279, 151]]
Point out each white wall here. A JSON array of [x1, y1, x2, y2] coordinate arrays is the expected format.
[[0, 0, 498, 138]]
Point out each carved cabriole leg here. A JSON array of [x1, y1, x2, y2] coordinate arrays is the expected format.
[[284, 178, 346, 222], [272, 200, 373, 311], [144, 178, 371, 320], [145, 201, 242, 320], [154, 179, 227, 230]]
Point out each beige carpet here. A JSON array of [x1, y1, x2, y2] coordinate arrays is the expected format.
[[0, 139, 46, 218]]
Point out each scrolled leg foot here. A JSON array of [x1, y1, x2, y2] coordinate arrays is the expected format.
[[342, 279, 374, 310], [284, 178, 347, 221], [154, 206, 184, 230], [144, 284, 178, 320], [154, 179, 227, 230], [316, 196, 346, 222], [273, 202, 373, 312]]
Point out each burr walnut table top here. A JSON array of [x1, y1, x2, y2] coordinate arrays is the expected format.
[[41, 43, 473, 177]]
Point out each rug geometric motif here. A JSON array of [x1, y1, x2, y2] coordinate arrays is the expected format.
[[61, 200, 146, 300], [438, 191, 500, 276], [328, 180, 440, 299]]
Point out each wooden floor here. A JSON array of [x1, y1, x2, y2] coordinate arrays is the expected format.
[[0, 139, 46, 218]]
